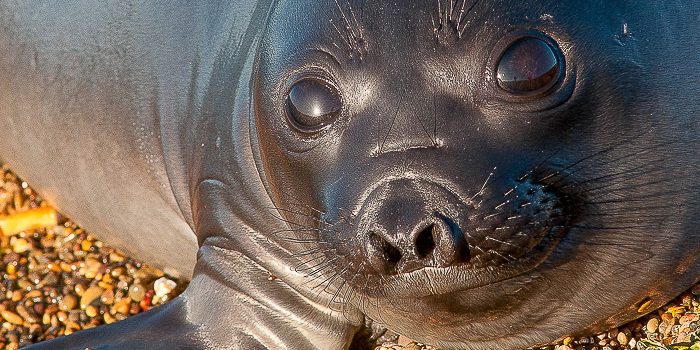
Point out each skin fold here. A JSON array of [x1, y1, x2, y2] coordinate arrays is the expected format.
[[0, 1, 698, 349]]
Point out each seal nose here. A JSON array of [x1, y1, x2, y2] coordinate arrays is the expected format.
[[364, 194, 471, 274]]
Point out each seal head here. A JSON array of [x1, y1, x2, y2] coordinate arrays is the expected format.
[[253, 1, 700, 348]]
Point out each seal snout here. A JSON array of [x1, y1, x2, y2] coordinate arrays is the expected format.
[[360, 179, 471, 275], [366, 212, 471, 274], [349, 173, 573, 284]]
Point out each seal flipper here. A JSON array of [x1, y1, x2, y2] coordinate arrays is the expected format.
[[26, 243, 362, 350], [181, 243, 362, 349]]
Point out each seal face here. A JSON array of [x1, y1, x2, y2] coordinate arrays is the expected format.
[[1, 1, 698, 349], [253, 1, 700, 349]]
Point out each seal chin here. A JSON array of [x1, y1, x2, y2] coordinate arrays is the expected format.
[[322, 174, 575, 299]]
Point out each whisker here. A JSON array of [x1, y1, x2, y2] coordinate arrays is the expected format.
[[485, 236, 519, 248], [294, 254, 328, 271], [457, 0, 480, 38], [380, 103, 401, 154], [267, 214, 314, 229], [268, 206, 326, 224], [290, 248, 323, 258], [275, 237, 323, 244], [469, 167, 496, 201], [276, 188, 325, 215]]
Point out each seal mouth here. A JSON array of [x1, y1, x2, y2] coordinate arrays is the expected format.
[[358, 225, 568, 299], [320, 172, 577, 299]]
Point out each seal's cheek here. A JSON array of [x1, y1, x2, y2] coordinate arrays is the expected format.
[[252, 51, 353, 237]]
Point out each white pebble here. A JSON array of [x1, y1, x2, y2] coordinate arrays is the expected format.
[[154, 277, 177, 297]]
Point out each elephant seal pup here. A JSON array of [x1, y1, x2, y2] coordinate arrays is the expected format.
[[0, 1, 699, 349]]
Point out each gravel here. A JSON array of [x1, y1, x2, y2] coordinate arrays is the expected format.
[[0, 165, 186, 349]]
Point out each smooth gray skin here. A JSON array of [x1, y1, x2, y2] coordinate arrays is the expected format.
[[0, 1, 360, 349], [0, 2, 199, 280], [1, 1, 700, 350]]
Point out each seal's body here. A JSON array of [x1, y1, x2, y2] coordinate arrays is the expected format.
[[1, 1, 699, 349]]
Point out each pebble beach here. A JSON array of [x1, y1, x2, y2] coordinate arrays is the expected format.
[[0, 165, 185, 349], [0, 163, 698, 350]]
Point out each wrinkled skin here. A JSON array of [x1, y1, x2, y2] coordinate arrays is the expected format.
[[0, 1, 699, 350]]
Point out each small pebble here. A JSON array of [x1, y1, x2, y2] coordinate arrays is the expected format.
[[6, 263, 16, 275], [85, 305, 98, 318], [16, 305, 37, 323], [616, 331, 628, 345], [114, 298, 131, 315], [68, 310, 80, 322], [103, 312, 116, 325], [135, 265, 164, 281], [129, 303, 140, 315], [81, 240, 92, 252], [646, 317, 660, 333], [59, 294, 77, 311], [1, 311, 23, 325], [11, 291, 22, 303], [154, 277, 177, 298], [109, 252, 125, 263], [128, 284, 146, 302], [80, 286, 104, 309], [74, 283, 87, 296], [82, 258, 101, 279], [12, 238, 30, 254], [25, 290, 42, 299], [100, 289, 115, 305]]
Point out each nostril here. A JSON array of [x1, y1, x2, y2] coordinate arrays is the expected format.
[[415, 224, 436, 259], [384, 241, 402, 265], [369, 231, 402, 269]]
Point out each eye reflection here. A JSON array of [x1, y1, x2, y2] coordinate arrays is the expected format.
[[496, 37, 562, 95], [286, 78, 342, 132]]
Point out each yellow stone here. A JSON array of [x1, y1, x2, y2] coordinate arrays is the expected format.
[[25, 290, 42, 299], [109, 252, 125, 263], [1, 310, 23, 325], [79, 286, 104, 310], [85, 305, 98, 318], [563, 336, 573, 346], [11, 238, 30, 254], [113, 298, 130, 315], [81, 240, 92, 251], [59, 262, 72, 273], [637, 299, 653, 313], [667, 306, 686, 317], [103, 312, 117, 324]]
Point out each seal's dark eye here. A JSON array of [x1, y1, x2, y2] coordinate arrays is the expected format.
[[286, 78, 342, 132], [496, 37, 562, 95]]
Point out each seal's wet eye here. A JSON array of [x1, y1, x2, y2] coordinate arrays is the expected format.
[[496, 37, 562, 95], [286, 78, 342, 132]]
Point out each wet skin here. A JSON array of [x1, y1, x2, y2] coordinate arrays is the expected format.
[[0, 1, 699, 349], [255, 1, 700, 348]]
